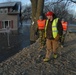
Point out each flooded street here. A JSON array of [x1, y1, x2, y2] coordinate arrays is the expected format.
[[0, 22, 76, 63], [0, 21, 31, 63]]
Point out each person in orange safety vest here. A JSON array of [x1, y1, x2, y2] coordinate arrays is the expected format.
[[60, 19, 68, 48], [37, 16, 46, 49]]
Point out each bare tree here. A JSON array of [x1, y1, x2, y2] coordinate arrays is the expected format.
[[22, 5, 31, 21], [30, 0, 44, 43], [70, 0, 76, 3], [44, 0, 73, 20]]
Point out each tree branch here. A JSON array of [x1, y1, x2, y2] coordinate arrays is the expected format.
[[70, 0, 76, 3]]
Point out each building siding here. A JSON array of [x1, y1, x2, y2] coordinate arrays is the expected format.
[[0, 14, 18, 30]]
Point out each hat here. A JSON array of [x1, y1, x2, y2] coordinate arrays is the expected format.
[[46, 11, 54, 16], [62, 19, 65, 21], [39, 16, 43, 19]]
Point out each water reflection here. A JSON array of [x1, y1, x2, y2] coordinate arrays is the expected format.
[[0, 21, 31, 62]]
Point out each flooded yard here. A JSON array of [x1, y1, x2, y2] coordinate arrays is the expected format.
[[0, 21, 31, 62]]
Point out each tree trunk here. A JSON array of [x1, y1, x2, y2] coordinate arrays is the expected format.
[[30, 0, 38, 43], [30, 0, 44, 43], [36, 0, 44, 20]]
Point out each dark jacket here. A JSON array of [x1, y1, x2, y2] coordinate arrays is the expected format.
[[46, 14, 63, 40]]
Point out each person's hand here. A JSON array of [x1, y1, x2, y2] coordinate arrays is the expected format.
[[55, 34, 60, 41]]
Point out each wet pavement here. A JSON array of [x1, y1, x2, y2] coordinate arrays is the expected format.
[[0, 22, 31, 63]]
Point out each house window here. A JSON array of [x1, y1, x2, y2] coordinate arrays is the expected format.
[[8, 8, 13, 12], [5, 21, 8, 28], [2, 21, 9, 28], [0, 9, 3, 13], [0, 8, 8, 14], [4, 8, 8, 13], [2, 20, 13, 29]]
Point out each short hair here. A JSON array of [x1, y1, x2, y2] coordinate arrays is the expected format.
[[62, 19, 65, 21], [39, 16, 43, 19]]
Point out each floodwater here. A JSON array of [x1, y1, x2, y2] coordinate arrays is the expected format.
[[0, 22, 76, 63], [68, 24, 76, 33], [0, 20, 31, 63]]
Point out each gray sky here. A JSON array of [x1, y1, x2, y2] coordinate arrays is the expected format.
[[0, 0, 31, 5]]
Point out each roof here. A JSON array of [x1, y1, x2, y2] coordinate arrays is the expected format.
[[0, 2, 21, 8]]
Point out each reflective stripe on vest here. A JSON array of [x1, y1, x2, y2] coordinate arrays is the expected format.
[[45, 18, 58, 38], [37, 20, 45, 29]]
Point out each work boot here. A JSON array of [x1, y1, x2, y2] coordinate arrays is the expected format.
[[43, 58, 49, 62], [53, 54, 58, 59]]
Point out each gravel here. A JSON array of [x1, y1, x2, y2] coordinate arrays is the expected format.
[[0, 33, 76, 75]]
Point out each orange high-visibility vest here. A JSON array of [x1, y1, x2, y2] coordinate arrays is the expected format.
[[37, 20, 46, 29], [61, 22, 68, 31]]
